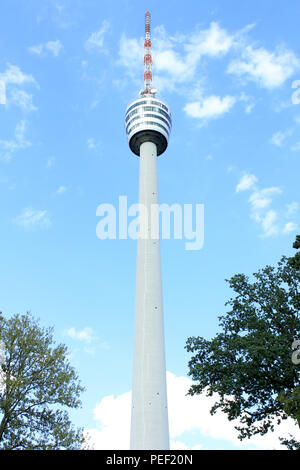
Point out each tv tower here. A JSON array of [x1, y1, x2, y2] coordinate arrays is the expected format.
[[125, 11, 171, 450]]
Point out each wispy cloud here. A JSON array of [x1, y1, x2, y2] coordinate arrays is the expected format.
[[0, 63, 36, 86], [236, 173, 298, 237], [0, 120, 31, 162], [46, 156, 56, 168], [13, 207, 51, 230], [28, 40, 63, 57], [8, 89, 37, 112], [282, 203, 299, 235], [227, 45, 300, 89], [56, 185, 69, 195], [87, 137, 102, 154], [87, 138, 96, 150], [238, 92, 256, 114], [259, 210, 279, 237], [186, 21, 235, 59], [0, 63, 38, 111], [286, 201, 299, 218], [236, 173, 258, 192], [248, 187, 283, 212], [291, 141, 300, 152], [270, 129, 293, 147], [283, 221, 298, 234], [85, 20, 111, 53], [65, 326, 109, 354], [153, 22, 235, 92], [66, 327, 96, 344], [248, 187, 282, 238]]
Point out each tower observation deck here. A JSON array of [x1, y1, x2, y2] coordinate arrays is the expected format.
[[124, 11, 171, 450], [125, 97, 172, 156]]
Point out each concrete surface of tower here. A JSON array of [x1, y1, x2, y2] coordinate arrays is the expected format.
[[124, 10, 171, 450]]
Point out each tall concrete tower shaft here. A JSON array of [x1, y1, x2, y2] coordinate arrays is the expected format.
[[124, 11, 171, 450]]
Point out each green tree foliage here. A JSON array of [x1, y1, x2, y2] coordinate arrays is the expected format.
[[0, 312, 85, 449], [186, 237, 300, 448]]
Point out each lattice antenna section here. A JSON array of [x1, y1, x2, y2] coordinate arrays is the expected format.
[[144, 10, 153, 94]]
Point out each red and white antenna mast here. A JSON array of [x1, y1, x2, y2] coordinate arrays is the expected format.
[[142, 10, 156, 96]]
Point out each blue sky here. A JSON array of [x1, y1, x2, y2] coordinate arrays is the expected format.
[[0, 0, 299, 450]]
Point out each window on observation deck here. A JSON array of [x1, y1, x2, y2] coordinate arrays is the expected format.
[[126, 101, 147, 114], [142, 107, 171, 123], [150, 101, 169, 112]]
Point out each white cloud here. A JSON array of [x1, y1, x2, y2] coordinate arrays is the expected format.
[[0, 64, 38, 112], [8, 89, 37, 112], [291, 141, 300, 152], [248, 188, 282, 238], [13, 207, 51, 230], [283, 222, 298, 234], [236, 173, 258, 192], [236, 173, 298, 238], [155, 49, 190, 80], [87, 138, 102, 154], [84, 371, 298, 450], [0, 63, 36, 86], [28, 40, 63, 57], [227, 45, 300, 89], [185, 21, 234, 61], [117, 34, 143, 89], [162, 22, 234, 79], [239, 92, 256, 114], [285, 202, 299, 218], [270, 129, 293, 147], [85, 392, 131, 450], [259, 210, 279, 238], [0, 120, 31, 162], [184, 95, 236, 120], [85, 21, 110, 52], [56, 185, 68, 195], [46, 40, 63, 57], [249, 187, 282, 212], [46, 156, 56, 168], [65, 326, 109, 354], [153, 22, 234, 91], [28, 44, 43, 55], [66, 327, 96, 344], [87, 138, 96, 150]]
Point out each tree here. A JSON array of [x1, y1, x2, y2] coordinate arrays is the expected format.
[[186, 237, 300, 449], [0, 312, 85, 449]]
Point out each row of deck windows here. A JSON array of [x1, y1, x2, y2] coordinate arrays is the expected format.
[[126, 113, 171, 133], [126, 100, 169, 115], [127, 120, 170, 137], [125, 106, 171, 125]]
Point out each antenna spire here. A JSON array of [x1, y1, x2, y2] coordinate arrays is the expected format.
[[143, 10, 153, 95]]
